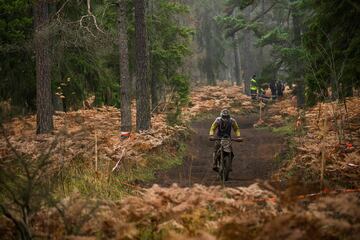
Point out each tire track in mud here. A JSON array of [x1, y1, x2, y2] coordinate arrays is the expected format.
[[151, 113, 284, 187]]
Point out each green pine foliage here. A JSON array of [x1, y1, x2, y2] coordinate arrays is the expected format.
[[1, 0, 358, 113], [0, 0, 192, 114], [0, 0, 35, 111], [303, 0, 360, 104], [149, 0, 192, 105], [218, 0, 359, 105]]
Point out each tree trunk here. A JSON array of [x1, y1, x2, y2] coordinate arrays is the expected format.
[[205, 54, 216, 85], [237, 41, 243, 84], [292, 5, 305, 107], [242, 7, 253, 95], [257, 0, 265, 69], [232, 36, 241, 85], [135, 0, 150, 131], [202, 10, 216, 86], [151, 64, 158, 111], [34, 0, 53, 134], [243, 31, 252, 95], [118, 0, 132, 132], [149, 0, 158, 111]]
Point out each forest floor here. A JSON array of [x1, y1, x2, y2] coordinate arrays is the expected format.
[[1, 85, 360, 240]]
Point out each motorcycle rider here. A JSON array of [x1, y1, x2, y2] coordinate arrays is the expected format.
[[209, 109, 241, 172]]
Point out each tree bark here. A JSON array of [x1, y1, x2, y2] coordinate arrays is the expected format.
[[204, 11, 216, 86], [135, 0, 150, 131], [151, 64, 158, 111], [148, 0, 158, 111], [243, 35, 252, 94], [118, 0, 132, 132], [257, 0, 265, 70], [292, 4, 305, 107], [241, 7, 254, 95], [232, 36, 241, 85], [34, 0, 53, 134], [205, 52, 216, 85]]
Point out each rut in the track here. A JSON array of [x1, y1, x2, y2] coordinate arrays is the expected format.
[[152, 113, 284, 187]]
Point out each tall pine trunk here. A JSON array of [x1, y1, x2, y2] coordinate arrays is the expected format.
[[257, 0, 265, 69], [243, 31, 252, 95], [292, 4, 305, 107], [118, 0, 132, 132], [242, 7, 253, 95], [232, 35, 241, 85], [34, 0, 53, 134], [151, 64, 158, 111], [135, 0, 150, 131], [149, 0, 158, 111]]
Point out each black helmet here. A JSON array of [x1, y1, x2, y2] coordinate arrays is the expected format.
[[220, 109, 230, 119]]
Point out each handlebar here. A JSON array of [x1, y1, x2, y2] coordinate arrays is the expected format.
[[209, 137, 243, 142]]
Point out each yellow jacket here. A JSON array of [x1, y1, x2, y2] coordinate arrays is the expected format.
[[251, 78, 257, 91], [209, 117, 241, 137]]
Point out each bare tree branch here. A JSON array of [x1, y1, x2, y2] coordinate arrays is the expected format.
[[79, 0, 105, 36]]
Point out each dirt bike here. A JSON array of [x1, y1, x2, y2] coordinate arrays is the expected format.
[[210, 135, 243, 182]]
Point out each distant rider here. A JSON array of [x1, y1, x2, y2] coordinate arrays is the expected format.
[[209, 109, 241, 172]]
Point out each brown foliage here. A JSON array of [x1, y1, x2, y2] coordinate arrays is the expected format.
[[0, 86, 251, 173], [183, 86, 254, 119], [271, 98, 360, 187], [4, 184, 355, 239]]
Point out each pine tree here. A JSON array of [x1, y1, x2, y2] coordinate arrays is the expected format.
[[118, 0, 132, 132], [291, 1, 305, 107], [148, 0, 159, 112], [232, 35, 241, 85], [34, 0, 53, 134], [135, 0, 151, 131]]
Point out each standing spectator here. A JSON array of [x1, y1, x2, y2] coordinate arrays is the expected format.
[[276, 81, 284, 98], [270, 80, 277, 100], [259, 84, 270, 102], [250, 74, 258, 100]]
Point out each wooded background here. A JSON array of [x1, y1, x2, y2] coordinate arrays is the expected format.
[[1, 0, 359, 132]]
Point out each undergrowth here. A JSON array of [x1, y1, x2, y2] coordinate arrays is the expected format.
[[271, 124, 294, 136], [56, 142, 187, 200], [190, 103, 256, 123], [230, 101, 258, 115], [269, 115, 322, 187], [273, 138, 297, 168], [190, 109, 220, 122]]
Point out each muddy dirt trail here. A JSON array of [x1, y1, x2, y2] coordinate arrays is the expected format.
[[152, 113, 284, 187]]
